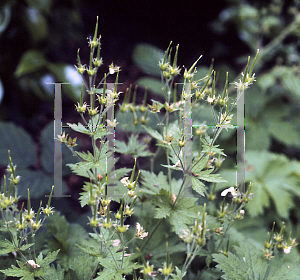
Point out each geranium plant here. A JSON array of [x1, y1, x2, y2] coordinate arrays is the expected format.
[[1, 17, 299, 280]]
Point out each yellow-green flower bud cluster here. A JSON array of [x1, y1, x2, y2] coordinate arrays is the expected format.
[[263, 222, 298, 260]]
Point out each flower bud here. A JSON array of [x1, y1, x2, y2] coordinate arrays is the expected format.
[[90, 220, 99, 228], [196, 237, 205, 246], [264, 241, 272, 249], [139, 105, 147, 113], [117, 225, 128, 233], [87, 68, 96, 76], [88, 199, 96, 206], [93, 58, 103, 67], [133, 118, 139, 126], [159, 61, 169, 71], [178, 140, 185, 147], [276, 243, 284, 250], [31, 221, 41, 231], [208, 193, 216, 201], [103, 221, 112, 229], [218, 98, 226, 107], [163, 71, 171, 79], [140, 116, 148, 125], [102, 199, 110, 207], [12, 177, 20, 185], [4, 198, 12, 207]]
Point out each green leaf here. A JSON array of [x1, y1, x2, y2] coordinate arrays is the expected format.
[[76, 244, 101, 257], [0, 239, 18, 255], [115, 133, 153, 158], [67, 162, 93, 179], [95, 269, 121, 280], [0, 250, 59, 280], [153, 189, 173, 219], [24, 6, 48, 43], [67, 123, 92, 135], [218, 151, 300, 218], [0, 2, 11, 35], [43, 212, 90, 270], [213, 242, 300, 280], [0, 264, 35, 280], [13, 169, 68, 199], [0, 122, 37, 168], [15, 50, 47, 77], [169, 196, 200, 235], [200, 136, 226, 156], [37, 249, 60, 267], [281, 68, 300, 102], [191, 156, 209, 173], [170, 266, 187, 280], [191, 176, 205, 196], [140, 170, 169, 195], [69, 252, 97, 280], [268, 120, 300, 147], [132, 43, 164, 76], [19, 243, 35, 252], [141, 125, 163, 141], [135, 77, 164, 97], [48, 64, 82, 102], [44, 264, 65, 280]]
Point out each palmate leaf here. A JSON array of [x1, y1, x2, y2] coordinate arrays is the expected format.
[[95, 269, 122, 280], [140, 170, 169, 195], [217, 151, 300, 218], [152, 189, 200, 234], [141, 124, 163, 142], [213, 242, 300, 280], [0, 250, 60, 280], [201, 133, 226, 156], [153, 189, 173, 218], [170, 266, 187, 280], [170, 196, 200, 235], [67, 122, 91, 135], [44, 264, 65, 280], [115, 133, 153, 158], [69, 252, 97, 280], [190, 156, 226, 196], [0, 239, 34, 255], [191, 176, 205, 196]]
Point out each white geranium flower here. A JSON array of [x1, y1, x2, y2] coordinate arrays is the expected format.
[[221, 186, 240, 198], [135, 222, 148, 239]]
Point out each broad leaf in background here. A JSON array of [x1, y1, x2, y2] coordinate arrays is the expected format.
[[48, 64, 82, 102], [217, 151, 300, 218], [135, 77, 165, 97], [0, 121, 68, 198], [115, 133, 153, 158], [213, 242, 300, 279], [0, 2, 11, 35], [0, 122, 37, 168], [132, 43, 164, 77], [24, 6, 48, 43], [14, 50, 47, 78]]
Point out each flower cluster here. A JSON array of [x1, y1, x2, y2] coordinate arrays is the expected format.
[[180, 207, 208, 247], [263, 222, 298, 260]]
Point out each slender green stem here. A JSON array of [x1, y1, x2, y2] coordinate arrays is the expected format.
[[88, 263, 99, 280], [172, 176, 186, 207]]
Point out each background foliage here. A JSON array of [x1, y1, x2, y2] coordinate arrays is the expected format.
[[1, 0, 300, 279]]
